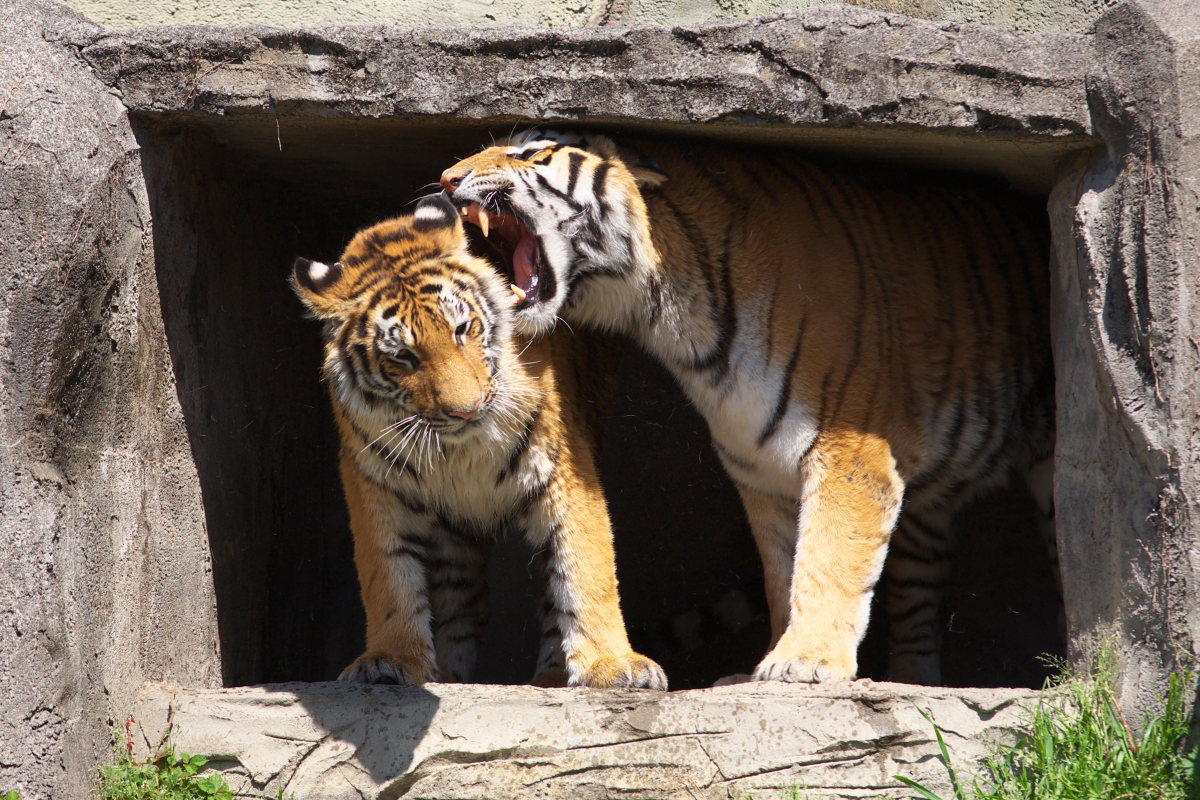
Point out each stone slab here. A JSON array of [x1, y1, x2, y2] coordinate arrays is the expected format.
[[75, 7, 1093, 140], [131, 681, 1041, 799]]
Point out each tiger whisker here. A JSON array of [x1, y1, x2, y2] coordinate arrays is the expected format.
[[361, 415, 418, 454]]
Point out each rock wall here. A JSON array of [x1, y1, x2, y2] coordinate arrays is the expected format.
[[0, 3, 221, 799], [1048, 0, 1200, 710]]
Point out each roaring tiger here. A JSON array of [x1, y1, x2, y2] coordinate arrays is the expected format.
[[441, 132, 1055, 685], [291, 192, 666, 690]]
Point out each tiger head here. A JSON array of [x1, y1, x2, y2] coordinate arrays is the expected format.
[[440, 130, 665, 335], [292, 193, 528, 447]]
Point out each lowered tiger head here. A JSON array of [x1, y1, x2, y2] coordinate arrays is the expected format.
[[292, 193, 528, 449], [441, 130, 664, 335]]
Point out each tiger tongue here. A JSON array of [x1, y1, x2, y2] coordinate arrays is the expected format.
[[512, 233, 540, 300]]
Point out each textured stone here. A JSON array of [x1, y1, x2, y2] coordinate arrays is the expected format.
[[75, 6, 1094, 186], [1048, 0, 1200, 713], [130, 681, 1041, 799], [58, 0, 1114, 36], [0, 3, 221, 799]]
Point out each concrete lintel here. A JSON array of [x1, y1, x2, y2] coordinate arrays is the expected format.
[[76, 7, 1094, 142]]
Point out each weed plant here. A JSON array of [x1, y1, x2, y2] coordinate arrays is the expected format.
[[96, 750, 233, 800], [898, 666, 1200, 800]]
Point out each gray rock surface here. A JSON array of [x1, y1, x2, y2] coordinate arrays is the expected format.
[[0, 2, 221, 799], [130, 680, 1041, 799], [57, 0, 1116, 36], [1048, 0, 1200, 712], [74, 6, 1094, 190]]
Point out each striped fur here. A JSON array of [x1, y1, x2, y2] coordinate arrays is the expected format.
[[291, 193, 665, 689], [442, 134, 1055, 685]]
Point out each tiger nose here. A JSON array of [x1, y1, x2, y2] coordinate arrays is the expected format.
[[444, 398, 482, 421], [440, 168, 468, 195]]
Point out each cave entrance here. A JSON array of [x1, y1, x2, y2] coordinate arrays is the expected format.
[[136, 112, 1062, 690]]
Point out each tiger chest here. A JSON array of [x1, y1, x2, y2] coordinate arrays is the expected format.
[[675, 361, 818, 499], [363, 424, 557, 531]]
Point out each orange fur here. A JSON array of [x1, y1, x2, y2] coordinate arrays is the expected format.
[[443, 134, 1053, 684], [292, 195, 665, 688]]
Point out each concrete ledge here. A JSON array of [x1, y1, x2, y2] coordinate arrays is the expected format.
[[132, 680, 1041, 799], [76, 6, 1093, 139]]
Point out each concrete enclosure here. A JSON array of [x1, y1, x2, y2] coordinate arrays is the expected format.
[[130, 110, 1064, 693], [4, 1, 1199, 798]]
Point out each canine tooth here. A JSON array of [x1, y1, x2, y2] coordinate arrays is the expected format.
[[479, 208, 490, 238], [511, 284, 527, 304]]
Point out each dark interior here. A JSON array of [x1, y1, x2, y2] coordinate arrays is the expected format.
[[135, 112, 1062, 690]]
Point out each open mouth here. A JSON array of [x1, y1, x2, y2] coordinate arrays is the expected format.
[[457, 201, 543, 311]]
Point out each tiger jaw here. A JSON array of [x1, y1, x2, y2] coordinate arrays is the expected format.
[[458, 202, 545, 311]]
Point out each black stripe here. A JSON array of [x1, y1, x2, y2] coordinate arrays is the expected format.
[[565, 151, 585, 195], [387, 544, 428, 563], [656, 196, 727, 373], [536, 236, 557, 305], [757, 320, 804, 445], [533, 171, 583, 211], [592, 161, 612, 213], [496, 407, 542, 486], [713, 440, 757, 472]]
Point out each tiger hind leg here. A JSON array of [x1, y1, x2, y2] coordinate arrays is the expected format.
[[524, 450, 667, 690], [884, 507, 955, 685], [735, 482, 800, 650], [429, 532, 491, 683]]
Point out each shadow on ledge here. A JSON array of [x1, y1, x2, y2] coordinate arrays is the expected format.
[[132, 679, 1041, 800]]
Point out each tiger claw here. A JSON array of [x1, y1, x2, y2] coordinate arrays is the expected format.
[[338, 651, 432, 686], [752, 639, 855, 684], [574, 653, 668, 690]]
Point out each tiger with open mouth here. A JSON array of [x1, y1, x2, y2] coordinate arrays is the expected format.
[[441, 131, 1055, 685], [292, 192, 666, 689]]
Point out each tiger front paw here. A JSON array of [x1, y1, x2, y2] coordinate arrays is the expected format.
[[338, 651, 433, 685], [574, 652, 668, 690], [752, 637, 856, 684]]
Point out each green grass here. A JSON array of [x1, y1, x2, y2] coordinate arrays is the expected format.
[[897, 666, 1200, 800], [96, 750, 234, 800]]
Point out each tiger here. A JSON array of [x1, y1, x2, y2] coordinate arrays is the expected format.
[[440, 131, 1055, 686], [290, 192, 666, 690]]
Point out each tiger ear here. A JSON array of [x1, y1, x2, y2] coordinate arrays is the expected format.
[[586, 135, 668, 189], [292, 256, 348, 317], [412, 191, 468, 252], [630, 164, 668, 189], [413, 192, 463, 233]]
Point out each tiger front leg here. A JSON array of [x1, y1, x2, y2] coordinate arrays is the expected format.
[[337, 457, 437, 686], [524, 454, 667, 691], [753, 432, 903, 683]]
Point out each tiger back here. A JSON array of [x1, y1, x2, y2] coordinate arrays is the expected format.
[[441, 134, 1055, 686], [291, 193, 666, 689]]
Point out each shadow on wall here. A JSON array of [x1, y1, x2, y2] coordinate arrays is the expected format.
[[135, 112, 1062, 693]]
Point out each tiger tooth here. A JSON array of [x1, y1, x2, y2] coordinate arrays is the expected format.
[[511, 284, 526, 304], [479, 208, 490, 238]]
